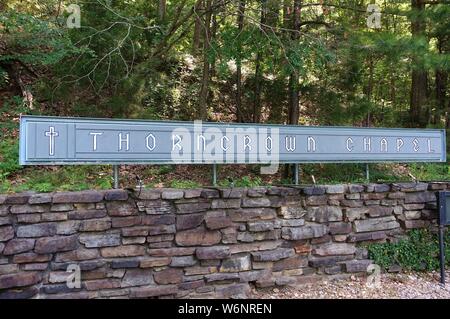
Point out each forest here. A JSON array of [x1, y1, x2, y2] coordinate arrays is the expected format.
[[0, 0, 449, 191]]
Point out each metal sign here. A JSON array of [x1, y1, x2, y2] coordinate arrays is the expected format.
[[19, 115, 446, 165]]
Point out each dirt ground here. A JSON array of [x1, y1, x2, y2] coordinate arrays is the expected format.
[[250, 271, 450, 299]]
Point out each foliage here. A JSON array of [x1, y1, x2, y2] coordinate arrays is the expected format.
[[170, 179, 201, 189], [218, 176, 263, 188], [0, 139, 21, 179], [367, 229, 450, 272]]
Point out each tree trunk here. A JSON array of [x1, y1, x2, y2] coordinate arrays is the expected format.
[[158, 0, 166, 22], [198, 0, 212, 120], [435, 36, 447, 126], [287, 0, 301, 125], [410, 0, 428, 127], [236, 0, 245, 122], [193, 1, 204, 54]]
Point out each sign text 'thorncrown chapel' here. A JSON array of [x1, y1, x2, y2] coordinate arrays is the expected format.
[[19, 116, 446, 165]]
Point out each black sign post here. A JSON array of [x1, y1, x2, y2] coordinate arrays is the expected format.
[[437, 191, 449, 285]]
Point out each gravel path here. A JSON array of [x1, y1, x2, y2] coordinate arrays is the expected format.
[[251, 271, 450, 299]]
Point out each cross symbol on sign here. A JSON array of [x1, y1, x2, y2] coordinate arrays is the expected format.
[[45, 126, 59, 156]]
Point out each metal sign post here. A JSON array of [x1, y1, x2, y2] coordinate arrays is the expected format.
[[113, 165, 119, 189], [437, 191, 449, 286]]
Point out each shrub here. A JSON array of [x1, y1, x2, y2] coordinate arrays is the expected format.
[[367, 229, 450, 272]]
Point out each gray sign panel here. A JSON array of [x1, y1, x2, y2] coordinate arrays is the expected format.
[[19, 115, 446, 165]]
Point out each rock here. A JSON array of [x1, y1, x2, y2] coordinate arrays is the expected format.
[[237, 230, 280, 242], [17, 223, 57, 238], [251, 248, 294, 262], [100, 245, 145, 258], [0, 286, 39, 299], [130, 285, 178, 298], [312, 243, 356, 256], [281, 224, 328, 240], [229, 208, 277, 221], [273, 256, 308, 271], [41, 212, 68, 222], [220, 255, 251, 272], [302, 186, 326, 195], [175, 199, 211, 214], [170, 256, 197, 267], [305, 195, 328, 206], [79, 218, 111, 232], [183, 189, 203, 199], [278, 206, 306, 219], [106, 201, 138, 216], [148, 225, 176, 236], [148, 247, 195, 257], [329, 222, 352, 235], [402, 203, 425, 210], [211, 199, 241, 209], [142, 214, 175, 226], [121, 269, 154, 288], [345, 207, 370, 221], [3, 239, 35, 255], [68, 209, 107, 220], [176, 213, 204, 231], [306, 206, 342, 222], [400, 220, 427, 229], [29, 194, 52, 204], [205, 272, 240, 283], [247, 221, 274, 232], [344, 260, 373, 273], [201, 189, 220, 199], [4, 193, 32, 205], [340, 200, 363, 208], [55, 248, 99, 262], [205, 213, 232, 230], [136, 189, 161, 200], [347, 231, 387, 242], [10, 205, 47, 214], [353, 216, 400, 233], [34, 235, 78, 254], [392, 182, 428, 192], [84, 279, 121, 291], [373, 184, 390, 192], [218, 188, 245, 198], [104, 189, 128, 201], [53, 191, 104, 203], [196, 246, 230, 260], [161, 189, 184, 200], [13, 252, 52, 264], [0, 272, 41, 289], [50, 203, 73, 212], [112, 216, 142, 228], [366, 206, 394, 217], [279, 219, 304, 227], [0, 226, 14, 241], [0, 216, 11, 226], [79, 233, 121, 248], [345, 193, 361, 200], [242, 197, 271, 208], [140, 257, 171, 268], [175, 227, 221, 246], [404, 211, 421, 220], [348, 184, 365, 193], [308, 255, 353, 268], [326, 185, 346, 194], [153, 268, 183, 284], [111, 259, 140, 269]]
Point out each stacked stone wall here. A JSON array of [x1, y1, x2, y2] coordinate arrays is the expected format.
[[0, 182, 448, 298]]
